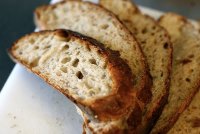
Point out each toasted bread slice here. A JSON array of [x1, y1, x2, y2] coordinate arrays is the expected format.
[[168, 90, 200, 134], [151, 13, 200, 133], [100, 0, 172, 133], [34, 1, 152, 133], [9, 29, 141, 126]]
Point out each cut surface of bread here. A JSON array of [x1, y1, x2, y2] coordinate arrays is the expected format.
[[151, 13, 200, 133], [100, 0, 172, 133], [168, 90, 200, 134], [9, 29, 139, 122], [34, 1, 152, 133], [9, 29, 142, 133]]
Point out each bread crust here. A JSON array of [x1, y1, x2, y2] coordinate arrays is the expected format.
[[83, 101, 142, 134], [9, 29, 139, 122]]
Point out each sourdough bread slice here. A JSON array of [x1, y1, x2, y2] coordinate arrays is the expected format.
[[151, 13, 200, 133], [34, 1, 152, 133], [9, 29, 140, 125], [100, 0, 172, 133], [34, 0, 152, 106], [168, 90, 200, 134]]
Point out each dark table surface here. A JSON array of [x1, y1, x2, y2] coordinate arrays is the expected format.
[[0, 0, 200, 91]]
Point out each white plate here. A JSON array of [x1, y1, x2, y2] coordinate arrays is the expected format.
[[0, 1, 164, 134]]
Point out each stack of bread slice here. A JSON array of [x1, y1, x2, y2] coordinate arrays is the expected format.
[[100, 0, 172, 133], [8, 0, 200, 133], [151, 13, 200, 134]]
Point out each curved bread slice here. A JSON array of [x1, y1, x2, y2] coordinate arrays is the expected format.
[[168, 90, 200, 134], [34, 1, 152, 133], [100, 0, 172, 133], [9, 29, 139, 124], [34, 0, 152, 106], [151, 13, 200, 133]]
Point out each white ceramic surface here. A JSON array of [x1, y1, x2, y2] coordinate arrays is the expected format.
[[0, 1, 164, 133]]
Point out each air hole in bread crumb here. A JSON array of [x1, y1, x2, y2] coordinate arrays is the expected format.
[[19, 51, 23, 55], [100, 24, 109, 29], [97, 50, 102, 55], [185, 78, 191, 82], [92, 23, 97, 26], [103, 62, 107, 69], [181, 59, 192, 65], [72, 59, 79, 67], [61, 57, 71, 64], [62, 45, 69, 51], [142, 28, 147, 34], [188, 54, 194, 58], [76, 51, 80, 55], [65, 37, 71, 42], [44, 45, 51, 49], [141, 40, 146, 44], [56, 71, 62, 76], [161, 72, 163, 77], [76, 71, 83, 79], [34, 46, 39, 50], [89, 90, 95, 96], [60, 67, 67, 73], [89, 59, 97, 65], [30, 58, 39, 67], [163, 43, 168, 49], [30, 39, 35, 44], [106, 84, 111, 90], [101, 74, 106, 79]]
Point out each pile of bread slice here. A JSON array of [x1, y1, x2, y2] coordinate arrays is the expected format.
[[8, 0, 200, 133]]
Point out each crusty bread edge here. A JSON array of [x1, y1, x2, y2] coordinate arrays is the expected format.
[[83, 100, 143, 134]]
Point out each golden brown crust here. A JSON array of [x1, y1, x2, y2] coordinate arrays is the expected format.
[[34, 0, 152, 108], [82, 98, 143, 134], [8, 29, 140, 123]]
